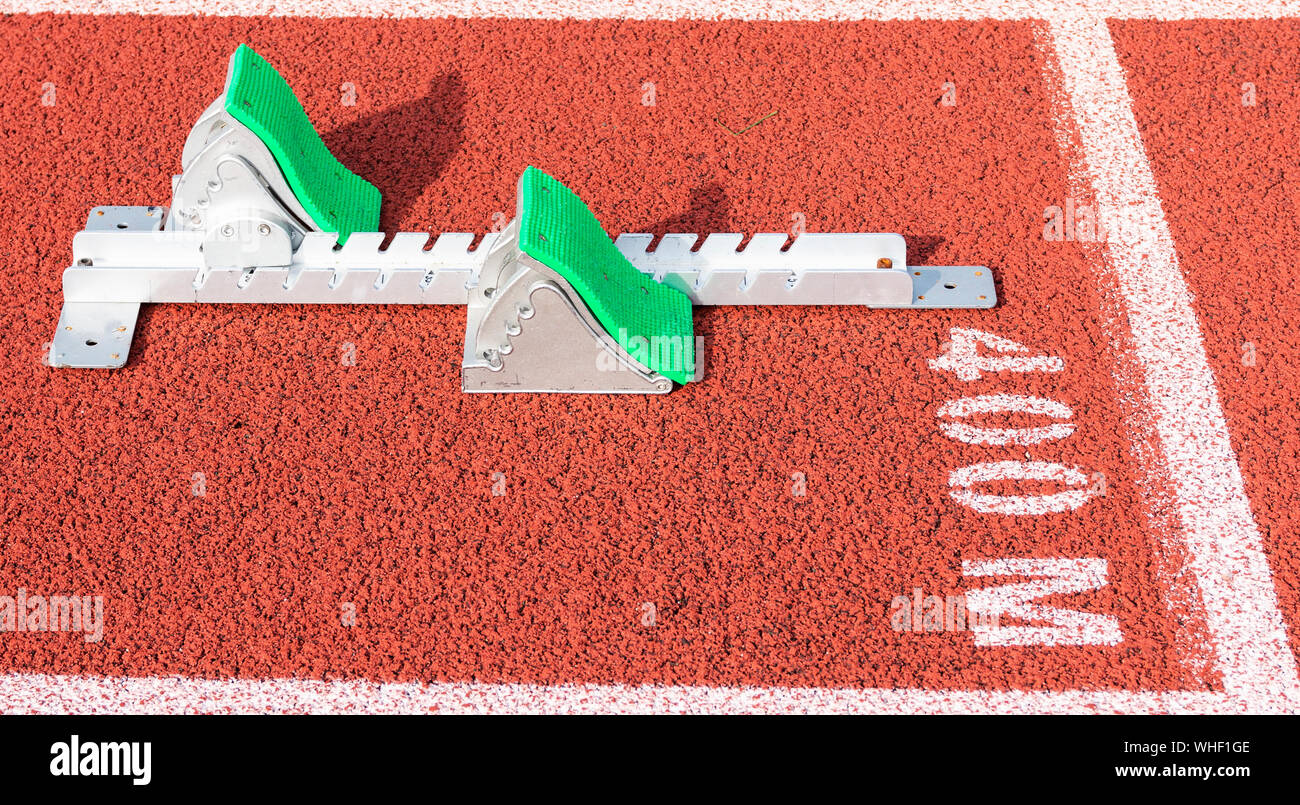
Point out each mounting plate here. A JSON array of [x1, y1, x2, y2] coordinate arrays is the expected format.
[[51, 206, 163, 369], [51, 302, 140, 369], [904, 266, 995, 308]]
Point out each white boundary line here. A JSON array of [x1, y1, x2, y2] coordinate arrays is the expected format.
[[2, 2, 1297, 713], [1046, 15, 1299, 711], [2, 0, 1300, 20], [0, 674, 1241, 714]]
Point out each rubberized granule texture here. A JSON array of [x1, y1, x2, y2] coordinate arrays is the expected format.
[[0, 15, 1234, 692]]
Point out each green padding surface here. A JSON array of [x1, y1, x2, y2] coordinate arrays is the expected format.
[[517, 167, 695, 385], [224, 44, 380, 243]]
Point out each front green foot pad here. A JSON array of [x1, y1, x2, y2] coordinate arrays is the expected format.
[[517, 166, 696, 385], [224, 44, 380, 243]]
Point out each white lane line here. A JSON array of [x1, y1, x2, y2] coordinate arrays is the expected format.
[[1044, 15, 1298, 710], [0, 672, 1238, 714], [1, 0, 1299, 20]]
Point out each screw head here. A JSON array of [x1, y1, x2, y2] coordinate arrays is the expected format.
[[220, 224, 234, 237], [258, 223, 272, 236]]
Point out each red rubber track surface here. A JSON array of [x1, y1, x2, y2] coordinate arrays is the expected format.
[[0, 15, 1229, 690]]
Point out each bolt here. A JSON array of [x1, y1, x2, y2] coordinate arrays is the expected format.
[[877, 258, 893, 269], [221, 224, 234, 237], [258, 223, 271, 236], [77, 258, 92, 266]]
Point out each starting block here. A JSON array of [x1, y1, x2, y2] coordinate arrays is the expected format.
[[51, 45, 996, 393]]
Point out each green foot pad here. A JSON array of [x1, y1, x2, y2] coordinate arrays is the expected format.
[[517, 166, 696, 385], [224, 44, 380, 243]]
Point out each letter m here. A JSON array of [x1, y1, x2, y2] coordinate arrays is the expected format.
[[49, 596, 81, 632], [101, 742, 131, 776], [651, 335, 685, 375], [962, 558, 1122, 646]]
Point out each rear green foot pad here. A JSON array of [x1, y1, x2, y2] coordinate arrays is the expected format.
[[224, 44, 380, 243]]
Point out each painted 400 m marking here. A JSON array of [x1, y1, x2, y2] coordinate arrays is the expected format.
[[931, 328, 1120, 647]]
